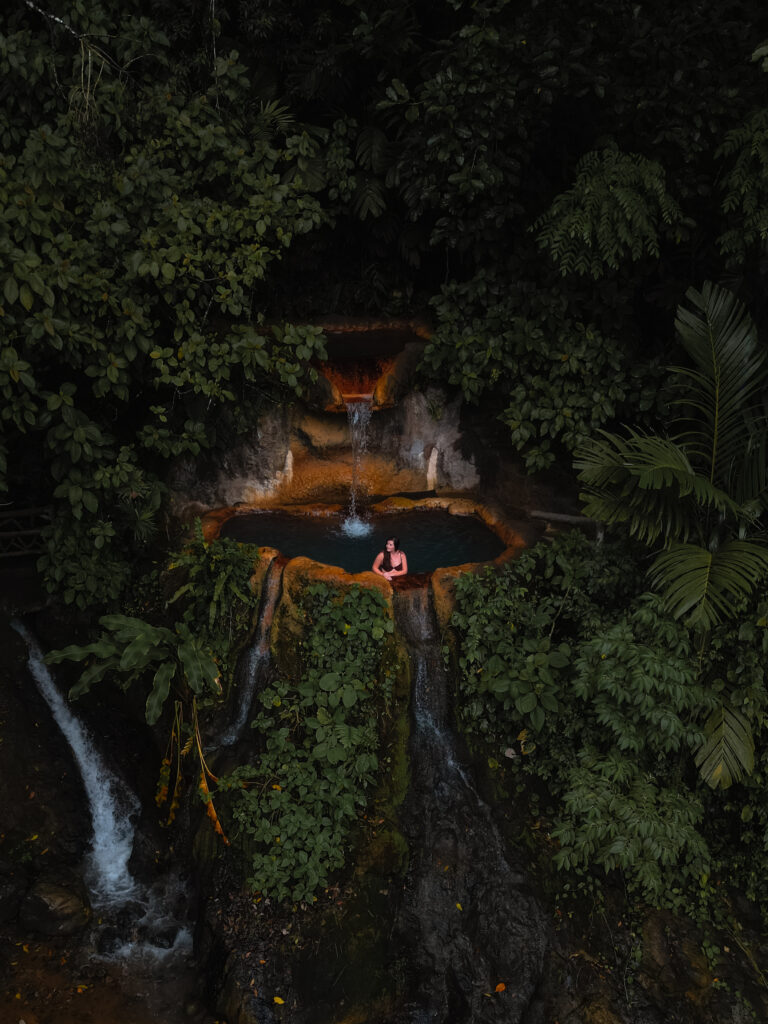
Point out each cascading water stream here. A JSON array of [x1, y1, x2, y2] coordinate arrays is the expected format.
[[342, 397, 373, 537], [12, 620, 194, 975], [219, 557, 283, 747], [391, 587, 546, 1024], [11, 620, 140, 907]]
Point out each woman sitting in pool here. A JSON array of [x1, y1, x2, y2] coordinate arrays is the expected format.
[[372, 536, 408, 581]]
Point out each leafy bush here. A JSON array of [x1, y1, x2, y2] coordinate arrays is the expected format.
[[449, 532, 727, 906], [532, 144, 689, 277], [422, 285, 652, 470], [166, 520, 261, 684], [220, 583, 395, 903]]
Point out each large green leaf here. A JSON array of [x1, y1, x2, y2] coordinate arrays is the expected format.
[[118, 631, 164, 672], [673, 282, 768, 485], [695, 702, 754, 789], [649, 539, 768, 628], [177, 638, 219, 694], [576, 429, 737, 545], [146, 660, 176, 725], [46, 638, 117, 664], [100, 614, 174, 647], [69, 656, 121, 699]]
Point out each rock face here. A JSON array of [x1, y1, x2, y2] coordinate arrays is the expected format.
[[19, 878, 91, 935], [168, 382, 494, 517], [390, 586, 547, 1023]]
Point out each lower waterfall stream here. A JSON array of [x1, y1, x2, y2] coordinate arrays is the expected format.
[[10, 620, 198, 1023], [218, 557, 283, 748], [12, 620, 140, 908], [390, 586, 547, 1023]]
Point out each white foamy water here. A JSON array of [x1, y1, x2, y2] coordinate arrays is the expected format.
[[340, 513, 373, 538], [12, 620, 140, 906]]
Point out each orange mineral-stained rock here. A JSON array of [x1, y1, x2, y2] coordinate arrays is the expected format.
[[431, 566, 467, 632]]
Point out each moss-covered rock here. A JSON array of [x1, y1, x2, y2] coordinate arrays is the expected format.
[[271, 557, 392, 679]]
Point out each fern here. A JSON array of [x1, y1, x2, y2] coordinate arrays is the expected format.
[[532, 143, 687, 278], [717, 109, 768, 261]]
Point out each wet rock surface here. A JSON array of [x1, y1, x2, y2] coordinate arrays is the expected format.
[[390, 586, 547, 1022], [19, 878, 91, 936]]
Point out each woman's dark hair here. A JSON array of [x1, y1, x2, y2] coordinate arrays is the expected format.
[[381, 536, 400, 572]]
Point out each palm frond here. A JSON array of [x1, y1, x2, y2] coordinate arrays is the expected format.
[[673, 282, 768, 483], [576, 429, 738, 545], [648, 539, 768, 628], [695, 702, 754, 789], [730, 424, 768, 513]]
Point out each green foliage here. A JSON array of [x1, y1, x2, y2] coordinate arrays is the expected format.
[[552, 755, 710, 902], [0, 4, 328, 607], [450, 532, 723, 906], [533, 145, 688, 277], [423, 283, 648, 470], [219, 583, 395, 903], [695, 703, 755, 790], [577, 283, 768, 631], [717, 109, 768, 262], [46, 613, 220, 725], [166, 520, 261, 681]]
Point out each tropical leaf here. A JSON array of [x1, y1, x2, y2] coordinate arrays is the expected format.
[[672, 282, 768, 484], [695, 702, 754, 789], [100, 613, 174, 646], [69, 656, 121, 699], [118, 630, 164, 672], [648, 540, 768, 628], [177, 638, 219, 694], [46, 638, 116, 664], [146, 660, 176, 725], [576, 429, 737, 545]]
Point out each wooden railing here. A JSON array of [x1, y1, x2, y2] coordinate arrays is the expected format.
[[0, 506, 51, 558]]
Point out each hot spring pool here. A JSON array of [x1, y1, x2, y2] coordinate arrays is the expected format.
[[219, 509, 507, 574]]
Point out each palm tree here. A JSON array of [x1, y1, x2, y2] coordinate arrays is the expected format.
[[575, 282, 768, 787]]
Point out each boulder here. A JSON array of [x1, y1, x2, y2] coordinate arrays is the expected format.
[[19, 878, 91, 935]]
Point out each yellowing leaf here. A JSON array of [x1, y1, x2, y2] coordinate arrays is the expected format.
[[456, 902, 462, 911], [274, 996, 285, 1004]]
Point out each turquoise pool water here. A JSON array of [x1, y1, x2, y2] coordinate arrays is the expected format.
[[219, 509, 506, 574]]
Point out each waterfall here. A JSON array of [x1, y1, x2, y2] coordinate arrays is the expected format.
[[11, 620, 140, 907], [342, 398, 373, 537], [392, 587, 546, 1023], [219, 558, 283, 747], [13, 620, 196, 969]]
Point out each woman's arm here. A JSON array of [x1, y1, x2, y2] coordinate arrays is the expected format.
[[372, 552, 389, 578]]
